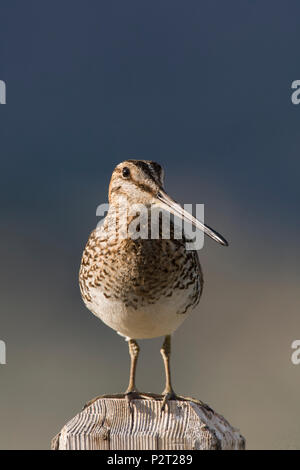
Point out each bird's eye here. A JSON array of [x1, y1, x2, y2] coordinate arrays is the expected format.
[[122, 167, 130, 178]]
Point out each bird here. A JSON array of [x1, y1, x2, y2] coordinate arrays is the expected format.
[[79, 160, 228, 409]]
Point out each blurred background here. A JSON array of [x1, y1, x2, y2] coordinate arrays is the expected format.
[[0, 0, 300, 450]]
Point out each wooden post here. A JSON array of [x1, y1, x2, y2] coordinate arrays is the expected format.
[[52, 396, 245, 450]]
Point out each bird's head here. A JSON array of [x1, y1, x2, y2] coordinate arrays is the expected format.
[[108, 159, 228, 246]]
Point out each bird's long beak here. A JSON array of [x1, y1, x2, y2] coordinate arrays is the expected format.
[[156, 189, 228, 246]]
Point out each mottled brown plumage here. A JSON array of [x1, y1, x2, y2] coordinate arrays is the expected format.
[[80, 217, 203, 314]]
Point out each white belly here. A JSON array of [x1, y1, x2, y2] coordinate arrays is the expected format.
[[85, 287, 196, 339]]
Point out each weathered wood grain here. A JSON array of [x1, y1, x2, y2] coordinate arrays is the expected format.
[[52, 397, 245, 450]]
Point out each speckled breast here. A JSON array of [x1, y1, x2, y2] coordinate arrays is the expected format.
[[79, 218, 203, 338]]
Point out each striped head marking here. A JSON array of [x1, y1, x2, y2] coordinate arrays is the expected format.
[[108, 159, 229, 246], [109, 160, 165, 205]]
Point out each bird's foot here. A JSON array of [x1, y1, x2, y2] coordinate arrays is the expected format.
[[160, 390, 178, 412], [125, 389, 150, 414], [125, 389, 141, 406], [160, 391, 212, 413], [83, 393, 127, 409], [125, 390, 162, 411], [175, 395, 213, 412], [83, 391, 211, 413], [83, 391, 164, 410]]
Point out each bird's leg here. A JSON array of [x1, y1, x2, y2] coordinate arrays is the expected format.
[[84, 338, 162, 410], [125, 339, 140, 399], [159, 335, 212, 412], [160, 335, 177, 410]]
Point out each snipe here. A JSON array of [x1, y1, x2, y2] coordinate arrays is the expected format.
[[79, 160, 228, 409]]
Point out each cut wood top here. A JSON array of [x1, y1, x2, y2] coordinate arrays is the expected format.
[[52, 396, 245, 450]]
